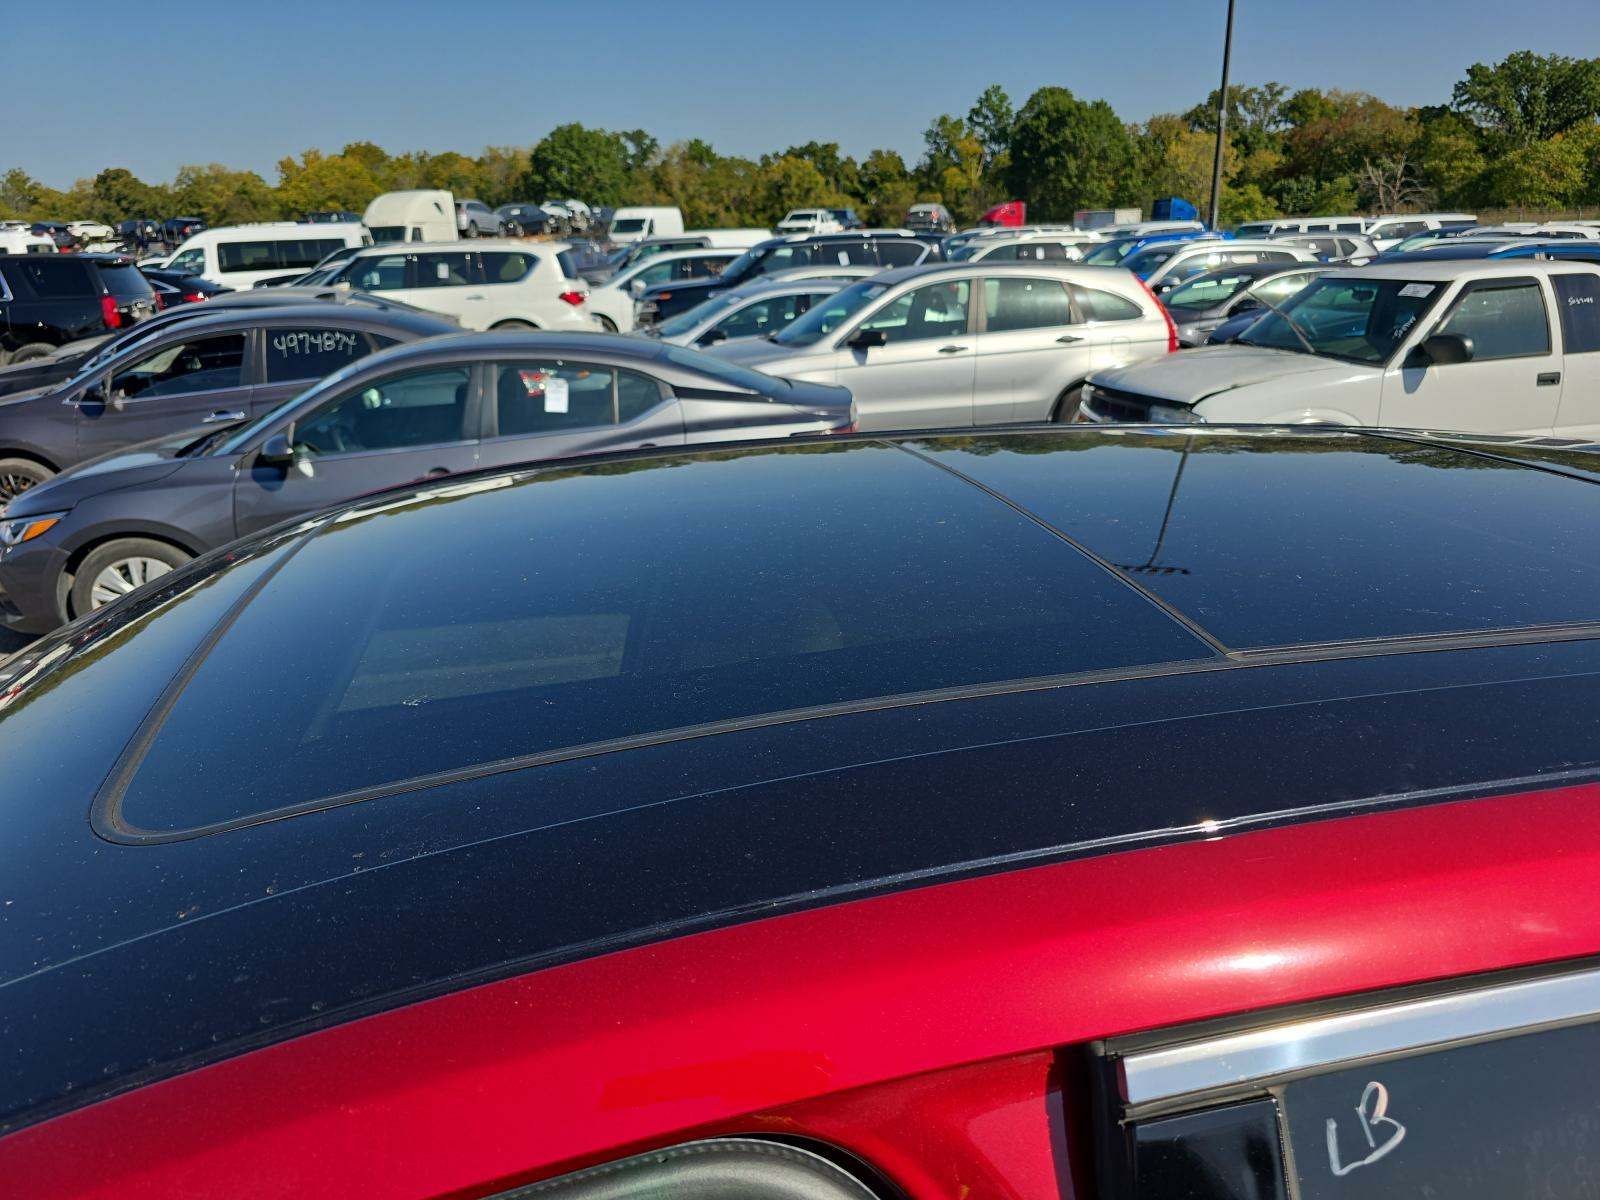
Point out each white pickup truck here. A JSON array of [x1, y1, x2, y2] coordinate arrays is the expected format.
[[1080, 261, 1600, 439]]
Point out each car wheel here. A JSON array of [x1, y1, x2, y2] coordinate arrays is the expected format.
[[70, 538, 192, 617], [8, 342, 55, 365], [491, 319, 539, 331], [0, 457, 54, 503], [504, 221, 521, 238], [594, 315, 618, 333], [1051, 384, 1085, 423]]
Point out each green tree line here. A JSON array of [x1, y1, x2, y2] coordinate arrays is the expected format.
[[5, 51, 1598, 232]]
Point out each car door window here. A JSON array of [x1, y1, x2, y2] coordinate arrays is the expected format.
[[482, 252, 534, 283], [344, 254, 409, 292], [984, 277, 1073, 332], [683, 255, 733, 279], [983, 244, 1021, 261], [113, 333, 246, 400], [1436, 280, 1551, 359], [17, 257, 90, 295], [1553, 275, 1600, 353], [294, 366, 471, 455], [858, 280, 971, 343], [617, 368, 668, 422], [876, 240, 925, 267], [494, 360, 619, 436], [634, 260, 677, 289], [263, 327, 390, 383], [165, 248, 206, 275], [415, 252, 481, 289]]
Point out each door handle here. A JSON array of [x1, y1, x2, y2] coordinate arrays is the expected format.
[[1056, 334, 1084, 344], [1537, 371, 1561, 386], [202, 410, 246, 423], [938, 344, 969, 354]]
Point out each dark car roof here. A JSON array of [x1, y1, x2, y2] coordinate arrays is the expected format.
[[6, 427, 1600, 1133]]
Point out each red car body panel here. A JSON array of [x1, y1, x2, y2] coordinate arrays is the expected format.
[[8, 783, 1600, 1198]]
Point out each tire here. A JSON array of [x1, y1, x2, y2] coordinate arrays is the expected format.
[[0, 457, 54, 503], [594, 315, 618, 333], [491, 319, 538, 331], [463, 224, 479, 238], [1051, 384, 1086, 423], [504, 221, 522, 238], [8, 342, 55, 365], [70, 538, 192, 617]]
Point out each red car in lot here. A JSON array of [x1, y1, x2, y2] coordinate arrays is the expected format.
[[5, 425, 1600, 1198]]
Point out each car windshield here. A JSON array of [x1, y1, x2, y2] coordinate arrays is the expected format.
[[1082, 239, 1137, 265], [1238, 276, 1444, 364], [611, 218, 647, 233], [1162, 272, 1258, 311], [656, 292, 741, 337], [662, 344, 787, 392], [772, 280, 890, 347]]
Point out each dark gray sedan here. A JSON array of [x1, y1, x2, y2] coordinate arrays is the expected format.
[[1164, 264, 1328, 347], [0, 332, 854, 632], [0, 304, 456, 500]]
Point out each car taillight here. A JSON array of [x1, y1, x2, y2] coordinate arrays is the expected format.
[[100, 294, 122, 329], [1135, 277, 1178, 352], [184, 292, 206, 303], [559, 290, 586, 307], [152, 291, 169, 311]]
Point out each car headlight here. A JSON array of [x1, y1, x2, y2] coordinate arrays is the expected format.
[[0, 511, 66, 547]]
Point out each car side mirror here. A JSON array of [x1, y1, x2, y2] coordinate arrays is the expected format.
[[848, 328, 888, 351], [699, 328, 728, 346], [258, 431, 296, 467], [1415, 332, 1474, 366]]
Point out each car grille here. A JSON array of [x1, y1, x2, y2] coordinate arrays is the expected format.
[[1085, 385, 1159, 422]]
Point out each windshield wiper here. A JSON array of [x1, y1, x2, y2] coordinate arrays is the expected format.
[[1247, 294, 1320, 356]]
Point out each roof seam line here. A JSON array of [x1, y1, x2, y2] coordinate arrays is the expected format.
[[885, 439, 1233, 657]]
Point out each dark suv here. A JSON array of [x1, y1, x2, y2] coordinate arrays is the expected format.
[[0, 255, 157, 366], [636, 233, 944, 324]]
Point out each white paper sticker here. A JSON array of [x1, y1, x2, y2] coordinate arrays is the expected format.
[[1398, 283, 1435, 298], [544, 377, 569, 414]]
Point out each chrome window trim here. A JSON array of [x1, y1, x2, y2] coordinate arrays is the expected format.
[[1121, 964, 1600, 1106]]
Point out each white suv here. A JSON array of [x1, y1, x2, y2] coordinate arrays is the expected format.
[[710, 262, 1174, 430], [585, 247, 741, 333], [1080, 260, 1600, 438], [328, 240, 598, 331], [775, 209, 844, 236]]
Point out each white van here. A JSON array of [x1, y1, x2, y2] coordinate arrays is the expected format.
[[362, 190, 457, 244], [162, 223, 371, 288], [608, 207, 684, 245], [1235, 216, 1369, 237], [0, 226, 56, 254]]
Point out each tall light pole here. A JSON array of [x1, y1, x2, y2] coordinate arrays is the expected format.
[[1207, 0, 1236, 229]]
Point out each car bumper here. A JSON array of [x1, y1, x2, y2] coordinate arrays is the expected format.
[[0, 536, 70, 633]]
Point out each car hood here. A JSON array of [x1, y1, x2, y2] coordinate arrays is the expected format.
[[5, 430, 198, 517], [1090, 345, 1362, 405], [705, 336, 804, 369], [0, 384, 54, 410]]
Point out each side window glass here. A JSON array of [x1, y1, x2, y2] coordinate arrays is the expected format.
[[295, 366, 471, 456], [617, 369, 666, 422], [113, 333, 246, 400], [19, 258, 90, 296], [637, 261, 676, 288], [858, 280, 970, 343], [217, 241, 278, 273], [264, 327, 381, 383], [166, 248, 206, 275], [1553, 275, 1600, 354], [415, 252, 480, 289], [346, 254, 409, 292], [876, 241, 925, 267], [495, 360, 616, 437], [985, 244, 1020, 261], [984, 277, 1073, 333], [1071, 285, 1143, 322], [482, 252, 533, 283], [1437, 282, 1551, 360]]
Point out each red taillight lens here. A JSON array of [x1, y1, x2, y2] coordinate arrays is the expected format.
[[558, 290, 586, 307], [1135, 277, 1178, 352], [100, 294, 122, 329], [152, 291, 169, 311], [183, 292, 206, 303]]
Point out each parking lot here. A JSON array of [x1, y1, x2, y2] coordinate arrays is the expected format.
[[7, 16, 1600, 1199]]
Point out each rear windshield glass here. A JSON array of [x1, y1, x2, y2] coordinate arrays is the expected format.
[[108, 442, 1213, 833], [94, 264, 154, 299]]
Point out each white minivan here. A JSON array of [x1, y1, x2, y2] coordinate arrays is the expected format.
[[607, 207, 684, 244], [362, 190, 457, 244], [1080, 261, 1600, 438], [163, 223, 371, 288], [327, 240, 600, 332]]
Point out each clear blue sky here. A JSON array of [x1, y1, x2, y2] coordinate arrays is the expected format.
[[13, 0, 1600, 187]]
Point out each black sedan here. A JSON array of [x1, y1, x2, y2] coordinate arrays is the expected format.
[[0, 332, 853, 631], [1162, 263, 1327, 346], [140, 267, 231, 306], [0, 303, 455, 502]]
